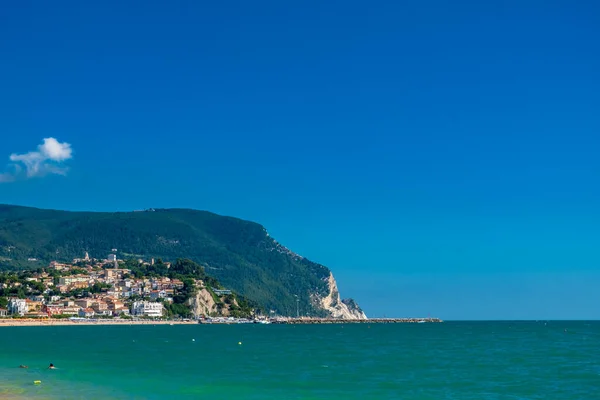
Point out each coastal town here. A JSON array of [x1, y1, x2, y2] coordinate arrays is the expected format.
[[0, 252, 238, 321]]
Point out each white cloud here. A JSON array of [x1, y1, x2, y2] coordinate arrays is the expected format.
[[0, 138, 73, 183]]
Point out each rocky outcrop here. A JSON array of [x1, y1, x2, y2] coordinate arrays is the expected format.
[[341, 298, 366, 318], [188, 287, 218, 317], [188, 287, 242, 317], [317, 272, 367, 319]]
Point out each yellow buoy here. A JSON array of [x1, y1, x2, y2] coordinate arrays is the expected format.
[[34, 380, 41, 385], [238, 341, 242, 345]]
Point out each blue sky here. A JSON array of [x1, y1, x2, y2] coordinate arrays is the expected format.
[[1, 1, 599, 319]]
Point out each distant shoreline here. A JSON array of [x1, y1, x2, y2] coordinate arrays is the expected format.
[[0, 319, 197, 327], [0, 317, 442, 327], [278, 318, 443, 324]]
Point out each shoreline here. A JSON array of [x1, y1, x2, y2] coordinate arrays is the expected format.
[[280, 318, 443, 324], [0, 317, 443, 327], [0, 319, 197, 327]]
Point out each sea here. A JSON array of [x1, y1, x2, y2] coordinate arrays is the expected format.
[[0, 321, 599, 399]]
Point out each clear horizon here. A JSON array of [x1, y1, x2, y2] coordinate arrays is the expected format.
[[2, 1, 599, 319]]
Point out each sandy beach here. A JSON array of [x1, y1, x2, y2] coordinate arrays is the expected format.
[[0, 319, 198, 327]]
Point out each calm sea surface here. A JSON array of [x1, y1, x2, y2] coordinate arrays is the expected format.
[[0, 321, 599, 399]]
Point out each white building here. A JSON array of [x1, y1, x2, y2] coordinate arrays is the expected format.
[[58, 275, 90, 286], [131, 301, 164, 318], [8, 299, 28, 316], [107, 254, 117, 262]]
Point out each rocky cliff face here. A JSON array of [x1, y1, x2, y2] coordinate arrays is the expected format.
[[188, 288, 218, 317], [316, 272, 367, 319]]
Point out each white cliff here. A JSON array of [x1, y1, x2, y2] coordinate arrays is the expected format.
[[318, 272, 367, 320], [188, 287, 218, 317]]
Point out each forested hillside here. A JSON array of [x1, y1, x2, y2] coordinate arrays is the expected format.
[[0, 205, 340, 316]]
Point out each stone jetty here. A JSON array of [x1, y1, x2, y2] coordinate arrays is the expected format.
[[274, 317, 443, 324]]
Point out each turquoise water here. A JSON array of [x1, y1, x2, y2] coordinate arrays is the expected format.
[[1, 321, 599, 399]]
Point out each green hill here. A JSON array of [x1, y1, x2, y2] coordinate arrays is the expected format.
[[0, 204, 357, 317]]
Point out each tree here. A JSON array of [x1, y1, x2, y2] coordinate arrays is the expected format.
[[29, 281, 45, 293], [90, 282, 111, 294], [163, 302, 192, 318], [171, 259, 204, 277]]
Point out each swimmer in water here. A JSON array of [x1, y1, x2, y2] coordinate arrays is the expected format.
[[48, 363, 55, 369]]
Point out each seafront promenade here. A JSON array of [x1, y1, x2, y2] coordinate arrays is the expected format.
[[0, 317, 443, 326], [0, 319, 198, 327]]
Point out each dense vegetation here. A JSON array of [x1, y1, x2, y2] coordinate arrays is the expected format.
[[124, 258, 256, 318], [0, 258, 256, 319], [0, 205, 332, 316]]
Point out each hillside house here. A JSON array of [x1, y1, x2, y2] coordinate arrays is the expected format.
[[41, 278, 54, 287], [67, 281, 90, 291], [171, 279, 184, 289], [91, 301, 108, 313], [59, 275, 90, 286], [26, 299, 43, 312], [28, 295, 45, 303], [150, 290, 167, 300], [62, 306, 80, 316], [75, 299, 94, 309], [115, 309, 130, 316], [104, 268, 130, 280], [49, 261, 69, 271], [78, 308, 95, 318], [43, 304, 65, 316]]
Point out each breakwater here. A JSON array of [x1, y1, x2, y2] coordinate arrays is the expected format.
[[275, 317, 443, 324]]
